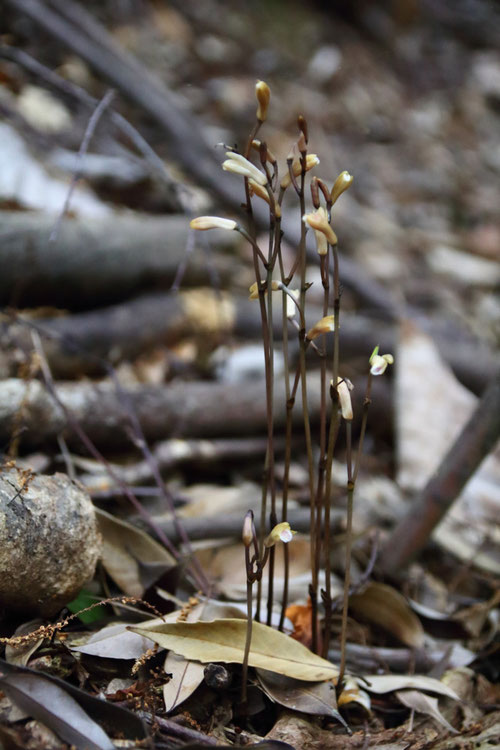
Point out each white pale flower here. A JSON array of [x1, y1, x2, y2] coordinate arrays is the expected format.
[[306, 314, 335, 341], [223, 152, 267, 186], [336, 377, 354, 421], [248, 280, 280, 300], [303, 208, 338, 246], [190, 216, 237, 231], [369, 347, 394, 376], [264, 522, 297, 548]]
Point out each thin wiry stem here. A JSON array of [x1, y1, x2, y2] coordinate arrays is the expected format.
[[278, 246, 293, 631], [338, 420, 354, 686], [314, 252, 330, 613], [296, 166, 320, 654], [265, 211, 284, 625], [241, 546, 253, 710], [321, 241, 342, 653]]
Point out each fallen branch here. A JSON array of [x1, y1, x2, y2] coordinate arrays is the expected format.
[[154, 507, 344, 544], [327, 642, 473, 675], [0, 212, 236, 307], [3, 295, 495, 393], [0, 376, 392, 447], [77, 436, 276, 490], [4, 0, 398, 318], [380, 370, 500, 574]]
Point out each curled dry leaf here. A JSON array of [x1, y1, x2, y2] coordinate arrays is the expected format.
[[0, 672, 115, 750], [5, 620, 45, 667], [395, 689, 458, 734], [360, 674, 460, 701], [96, 508, 175, 597], [257, 668, 347, 728], [337, 676, 371, 713], [349, 582, 425, 648], [72, 620, 162, 660], [163, 653, 205, 713], [130, 618, 339, 682]]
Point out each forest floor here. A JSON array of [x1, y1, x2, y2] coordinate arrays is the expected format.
[[0, 1, 499, 748]]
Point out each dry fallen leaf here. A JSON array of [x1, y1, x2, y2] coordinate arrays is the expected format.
[[163, 653, 205, 713], [395, 688, 458, 734], [163, 599, 247, 712], [337, 676, 371, 712], [72, 620, 162, 660], [359, 674, 460, 700], [257, 668, 347, 727], [130, 618, 339, 682], [0, 672, 115, 750], [96, 508, 175, 597], [349, 582, 425, 648]]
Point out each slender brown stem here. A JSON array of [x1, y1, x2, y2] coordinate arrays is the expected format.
[[278, 246, 293, 631], [338, 420, 354, 686], [321, 408, 341, 658], [353, 373, 373, 484], [241, 569, 253, 709]]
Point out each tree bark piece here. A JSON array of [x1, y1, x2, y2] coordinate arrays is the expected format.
[[0, 212, 236, 308], [380, 371, 500, 574]]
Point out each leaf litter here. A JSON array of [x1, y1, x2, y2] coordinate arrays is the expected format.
[[1, 1, 499, 747]]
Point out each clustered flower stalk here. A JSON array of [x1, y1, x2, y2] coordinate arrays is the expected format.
[[190, 82, 393, 683]]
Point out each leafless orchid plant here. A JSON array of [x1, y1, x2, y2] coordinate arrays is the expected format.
[[190, 81, 393, 689]]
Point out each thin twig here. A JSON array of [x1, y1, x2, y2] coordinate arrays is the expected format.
[[49, 89, 115, 243]]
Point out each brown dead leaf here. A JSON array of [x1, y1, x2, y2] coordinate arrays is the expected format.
[[257, 668, 347, 727], [337, 676, 371, 712], [96, 508, 175, 597], [395, 689, 458, 734], [349, 582, 425, 648], [163, 599, 246, 712], [360, 674, 460, 701]]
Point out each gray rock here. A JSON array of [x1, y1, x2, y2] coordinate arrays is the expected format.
[[0, 469, 102, 616]]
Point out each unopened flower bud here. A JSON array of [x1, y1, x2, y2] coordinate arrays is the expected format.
[[248, 280, 280, 300], [302, 208, 338, 246], [286, 288, 300, 318], [297, 114, 308, 144], [310, 177, 320, 209], [330, 171, 353, 205], [256, 80, 271, 122], [306, 314, 335, 340], [248, 178, 281, 216], [252, 140, 277, 165], [369, 346, 394, 376], [242, 510, 254, 547], [336, 377, 354, 421], [264, 521, 297, 548], [190, 216, 237, 231], [280, 154, 319, 189]]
